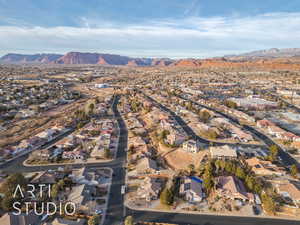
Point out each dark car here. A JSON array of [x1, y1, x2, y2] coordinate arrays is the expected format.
[[252, 205, 260, 215]]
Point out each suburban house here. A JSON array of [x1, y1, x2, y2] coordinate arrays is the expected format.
[[128, 136, 146, 149], [46, 218, 85, 225], [36, 149, 51, 159], [30, 171, 57, 185], [62, 149, 85, 160], [215, 176, 255, 203], [137, 177, 162, 201], [160, 119, 173, 130], [67, 184, 85, 210], [230, 126, 253, 142], [136, 157, 158, 174], [182, 139, 203, 153], [228, 97, 277, 110], [226, 108, 255, 123], [209, 145, 237, 159], [267, 125, 286, 138], [166, 132, 186, 146], [257, 119, 275, 128], [246, 157, 286, 176], [275, 180, 300, 207], [179, 176, 204, 203], [68, 167, 99, 186]]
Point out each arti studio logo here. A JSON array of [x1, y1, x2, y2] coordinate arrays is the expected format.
[[12, 184, 76, 216]]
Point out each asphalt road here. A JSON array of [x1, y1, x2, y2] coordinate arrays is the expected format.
[[104, 94, 127, 225], [1, 94, 300, 225], [143, 93, 265, 149], [178, 95, 299, 168], [127, 210, 300, 225]]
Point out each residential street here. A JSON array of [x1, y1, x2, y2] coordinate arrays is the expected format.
[[178, 95, 299, 168], [1, 94, 300, 225]]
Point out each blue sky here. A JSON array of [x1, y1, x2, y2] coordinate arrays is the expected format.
[[0, 0, 300, 58]]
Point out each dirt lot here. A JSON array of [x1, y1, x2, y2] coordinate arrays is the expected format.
[[163, 147, 208, 170]]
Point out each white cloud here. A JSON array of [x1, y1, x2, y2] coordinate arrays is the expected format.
[[0, 12, 300, 58]]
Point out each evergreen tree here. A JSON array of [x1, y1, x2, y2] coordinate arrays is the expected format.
[[124, 216, 134, 225], [160, 187, 173, 205], [291, 164, 298, 177], [88, 215, 100, 225], [235, 167, 246, 180], [268, 145, 278, 162], [261, 193, 276, 215]]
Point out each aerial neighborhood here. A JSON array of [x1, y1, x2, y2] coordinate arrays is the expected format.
[[0, 52, 300, 225]]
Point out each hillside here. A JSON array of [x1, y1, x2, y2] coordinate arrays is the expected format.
[[0, 53, 63, 63], [225, 48, 300, 60], [0, 52, 173, 66]]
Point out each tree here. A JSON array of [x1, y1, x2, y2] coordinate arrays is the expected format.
[[88, 215, 100, 225], [1, 195, 15, 211], [219, 160, 226, 171], [235, 167, 246, 180], [0, 173, 27, 211], [245, 175, 255, 191], [160, 130, 170, 140], [88, 103, 95, 115], [225, 100, 237, 109], [261, 193, 276, 215], [225, 161, 234, 174], [214, 160, 222, 173], [104, 148, 111, 159], [124, 216, 134, 225], [203, 161, 214, 194], [188, 164, 195, 173], [51, 184, 59, 200], [160, 187, 173, 205], [203, 173, 214, 194], [77, 121, 85, 129], [57, 179, 65, 190], [199, 110, 211, 122], [186, 101, 193, 111], [291, 164, 299, 178], [206, 129, 217, 140], [268, 145, 278, 162], [253, 183, 263, 195], [0, 173, 26, 197]]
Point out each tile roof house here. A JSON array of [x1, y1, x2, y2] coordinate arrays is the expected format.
[[182, 140, 203, 153], [256, 119, 275, 128], [209, 145, 237, 159], [160, 119, 173, 130], [179, 176, 204, 202], [45, 218, 85, 225], [128, 136, 146, 148], [216, 176, 254, 203], [275, 180, 300, 206], [246, 157, 286, 176], [30, 171, 57, 184], [166, 132, 187, 146], [36, 149, 51, 160], [67, 184, 85, 208], [230, 126, 253, 142], [62, 149, 85, 160], [267, 126, 285, 137], [137, 177, 162, 202]]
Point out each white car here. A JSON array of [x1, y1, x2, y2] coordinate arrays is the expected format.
[[95, 209, 103, 215]]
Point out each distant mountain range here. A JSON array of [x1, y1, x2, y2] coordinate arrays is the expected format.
[[0, 53, 63, 64], [225, 48, 300, 60], [0, 52, 173, 66], [1, 48, 300, 67]]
